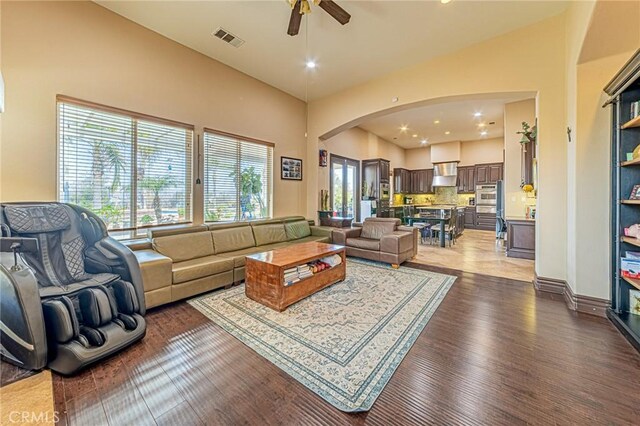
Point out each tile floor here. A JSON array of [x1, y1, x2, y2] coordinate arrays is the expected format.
[[413, 228, 535, 282]]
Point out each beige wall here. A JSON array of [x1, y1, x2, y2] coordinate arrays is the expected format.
[[565, 0, 597, 293], [320, 127, 405, 202], [504, 100, 536, 218], [0, 1, 307, 221], [431, 141, 461, 164], [403, 137, 503, 170], [306, 14, 569, 281], [571, 53, 633, 300], [403, 147, 433, 170], [459, 137, 504, 167], [564, 0, 640, 299], [322, 127, 406, 170]]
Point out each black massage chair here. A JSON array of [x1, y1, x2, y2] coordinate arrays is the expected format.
[[0, 203, 146, 375]]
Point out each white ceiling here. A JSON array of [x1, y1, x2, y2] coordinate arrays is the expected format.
[[95, 0, 569, 101], [358, 94, 533, 149]]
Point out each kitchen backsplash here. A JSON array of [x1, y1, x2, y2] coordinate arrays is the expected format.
[[393, 190, 475, 206], [434, 187, 457, 205]]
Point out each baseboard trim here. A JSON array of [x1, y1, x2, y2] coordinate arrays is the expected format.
[[533, 274, 565, 294], [533, 273, 609, 318]]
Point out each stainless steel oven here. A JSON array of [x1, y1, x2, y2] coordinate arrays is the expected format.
[[476, 184, 497, 205], [380, 182, 390, 200]]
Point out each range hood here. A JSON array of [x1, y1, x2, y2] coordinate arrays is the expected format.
[[432, 162, 458, 187]]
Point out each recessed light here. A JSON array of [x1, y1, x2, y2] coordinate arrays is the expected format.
[[478, 123, 486, 128], [434, 120, 440, 124], [474, 112, 482, 117], [306, 60, 316, 69], [400, 125, 408, 132], [441, 0, 452, 3], [480, 131, 488, 136], [412, 134, 418, 138], [445, 131, 451, 135], [420, 139, 428, 145]]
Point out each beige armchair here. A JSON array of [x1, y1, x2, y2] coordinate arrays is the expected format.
[[332, 218, 418, 267]]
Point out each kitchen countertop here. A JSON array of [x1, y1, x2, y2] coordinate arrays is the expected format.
[[390, 203, 475, 208], [389, 203, 433, 208], [506, 216, 536, 222]]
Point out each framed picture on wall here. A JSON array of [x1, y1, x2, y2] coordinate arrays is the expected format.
[[630, 184, 640, 200], [281, 157, 303, 180], [319, 149, 328, 167]]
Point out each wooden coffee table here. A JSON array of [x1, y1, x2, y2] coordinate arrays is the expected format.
[[245, 242, 346, 311]]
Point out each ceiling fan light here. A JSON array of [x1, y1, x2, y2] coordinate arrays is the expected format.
[[313, 0, 322, 5], [288, 0, 297, 9]]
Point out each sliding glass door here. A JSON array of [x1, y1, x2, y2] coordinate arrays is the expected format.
[[330, 154, 359, 218]]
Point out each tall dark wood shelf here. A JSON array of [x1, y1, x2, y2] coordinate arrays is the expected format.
[[605, 49, 640, 352]]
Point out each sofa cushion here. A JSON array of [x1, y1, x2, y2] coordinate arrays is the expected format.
[[284, 220, 311, 240], [252, 223, 288, 246], [217, 246, 271, 267], [292, 235, 331, 244], [281, 216, 307, 222], [172, 255, 234, 284], [211, 225, 256, 254], [148, 224, 208, 239], [346, 237, 381, 251], [360, 220, 397, 240], [153, 232, 214, 262]]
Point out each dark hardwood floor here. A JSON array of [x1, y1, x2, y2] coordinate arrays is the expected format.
[[50, 263, 640, 425]]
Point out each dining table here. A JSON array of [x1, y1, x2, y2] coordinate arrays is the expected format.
[[404, 212, 453, 248]]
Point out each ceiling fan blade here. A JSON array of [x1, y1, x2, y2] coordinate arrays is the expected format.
[[318, 0, 351, 25], [287, 0, 302, 36]]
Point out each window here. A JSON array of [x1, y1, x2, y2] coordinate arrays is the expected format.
[[58, 97, 193, 237], [203, 129, 273, 221]]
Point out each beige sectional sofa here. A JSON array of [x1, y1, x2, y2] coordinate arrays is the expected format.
[[131, 216, 332, 308]]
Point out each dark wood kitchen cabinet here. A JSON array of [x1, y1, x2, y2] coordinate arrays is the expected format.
[[475, 162, 503, 185], [425, 169, 434, 193], [506, 219, 535, 260], [457, 166, 476, 193], [380, 160, 390, 182], [393, 168, 412, 194], [410, 170, 418, 193], [475, 212, 497, 231], [412, 169, 430, 194], [464, 207, 476, 228]]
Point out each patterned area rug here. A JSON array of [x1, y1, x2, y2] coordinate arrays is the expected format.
[[188, 259, 455, 412]]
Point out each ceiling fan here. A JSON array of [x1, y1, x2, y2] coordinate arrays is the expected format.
[[287, 0, 351, 36]]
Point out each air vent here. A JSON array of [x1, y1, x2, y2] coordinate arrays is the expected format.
[[212, 27, 245, 48]]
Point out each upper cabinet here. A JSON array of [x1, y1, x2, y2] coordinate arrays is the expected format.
[[363, 159, 391, 195], [457, 166, 476, 193], [379, 160, 390, 182], [393, 168, 412, 194], [394, 162, 502, 194], [475, 162, 503, 185]]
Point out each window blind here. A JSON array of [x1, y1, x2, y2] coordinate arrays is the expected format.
[[203, 129, 273, 222], [58, 99, 193, 237]]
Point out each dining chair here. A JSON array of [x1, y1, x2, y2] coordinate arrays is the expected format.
[[430, 211, 457, 247]]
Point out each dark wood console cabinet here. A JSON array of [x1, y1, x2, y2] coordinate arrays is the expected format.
[[506, 218, 535, 260]]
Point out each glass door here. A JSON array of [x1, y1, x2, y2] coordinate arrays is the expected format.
[[330, 154, 359, 218]]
